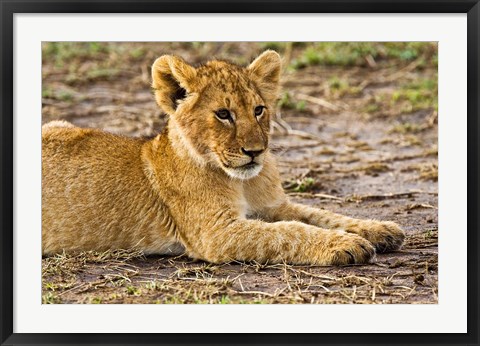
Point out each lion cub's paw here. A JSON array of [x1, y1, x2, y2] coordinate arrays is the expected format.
[[347, 220, 405, 253], [324, 232, 376, 265]]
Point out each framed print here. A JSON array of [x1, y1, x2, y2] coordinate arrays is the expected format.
[[1, 1, 479, 345]]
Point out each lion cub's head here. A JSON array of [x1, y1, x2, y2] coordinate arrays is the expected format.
[[151, 50, 281, 180]]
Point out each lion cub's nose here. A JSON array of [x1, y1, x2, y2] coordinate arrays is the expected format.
[[241, 147, 265, 158]]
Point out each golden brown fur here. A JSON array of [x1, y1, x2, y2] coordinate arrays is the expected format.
[[42, 50, 405, 265]]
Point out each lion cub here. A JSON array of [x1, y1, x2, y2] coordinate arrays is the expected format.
[[42, 50, 405, 265]]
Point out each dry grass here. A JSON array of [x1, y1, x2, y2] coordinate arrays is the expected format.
[[42, 240, 438, 304]]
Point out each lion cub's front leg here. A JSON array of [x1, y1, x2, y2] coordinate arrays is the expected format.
[[244, 156, 405, 253], [270, 202, 405, 253], [187, 219, 375, 266]]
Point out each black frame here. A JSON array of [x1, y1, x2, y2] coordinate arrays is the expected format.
[[1, 0, 478, 345]]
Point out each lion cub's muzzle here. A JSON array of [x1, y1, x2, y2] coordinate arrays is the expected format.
[[220, 148, 266, 180], [241, 147, 265, 159]]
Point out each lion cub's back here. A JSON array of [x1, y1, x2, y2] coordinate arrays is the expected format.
[[42, 121, 161, 254], [42, 121, 145, 180]]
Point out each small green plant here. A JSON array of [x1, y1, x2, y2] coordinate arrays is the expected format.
[[44, 282, 58, 291], [126, 285, 141, 296], [86, 67, 121, 81], [328, 77, 343, 89], [129, 47, 146, 59], [295, 100, 306, 111], [293, 177, 316, 192], [57, 90, 74, 101], [42, 88, 54, 99], [278, 92, 293, 109], [42, 88, 75, 102], [363, 103, 380, 114], [390, 77, 438, 114], [90, 296, 103, 304], [42, 292, 61, 304], [278, 92, 307, 112], [218, 295, 231, 304], [424, 229, 434, 239], [328, 77, 362, 97]]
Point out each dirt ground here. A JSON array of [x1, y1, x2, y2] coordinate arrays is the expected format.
[[42, 42, 438, 304]]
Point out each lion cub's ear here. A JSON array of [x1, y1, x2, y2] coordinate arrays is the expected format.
[[247, 50, 282, 104], [152, 55, 197, 115]]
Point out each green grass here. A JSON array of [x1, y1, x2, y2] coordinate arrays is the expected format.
[[362, 103, 381, 114], [42, 42, 112, 66], [42, 292, 61, 304], [86, 67, 121, 80], [126, 285, 142, 296], [42, 87, 75, 101], [360, 74, 437, 117], [42, 42, 131, 84], [391, 77, 438, 113], [90, 297, 103, 304], [129, 47, 147, 59], [43, 42, 437, 71], [290, 42, 437, 69], [424, 229, 434, 239], [43, 282, 58, 291], [285, 177, 317, 193], [328, 77, 362, 97], [278, 92, 307, 111]]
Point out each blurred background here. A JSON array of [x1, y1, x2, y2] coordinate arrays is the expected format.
[[42, 42, 437, 135], [42, 42, 438, 304]]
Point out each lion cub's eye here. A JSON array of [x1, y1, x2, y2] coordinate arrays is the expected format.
[[215, 109, 232, 121], [254, 106, 265, 117]]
